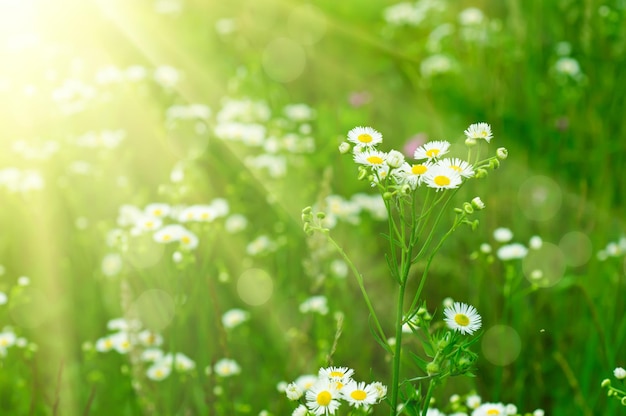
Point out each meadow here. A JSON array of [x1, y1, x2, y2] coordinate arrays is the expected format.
[[0, 0, 625, 415]]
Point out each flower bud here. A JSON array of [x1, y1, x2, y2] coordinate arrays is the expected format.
[[338, 142, 351, 154], [497, 147, 508, 160], [316, 212, 326, 220], [463, 202, 474, 214], [383, 192, 393, 200], [601, 378, 611, 388], [401, 184, 412, 194], [475, 168, 488, 178], [489, 159, 500, 169], [465, 137, 477, 147], [614, 367, 626, 379], [426, 361, 439, 375], [471, 197, 485, 210], [386, 150, 405, 169], [357, 167, 368, 180]]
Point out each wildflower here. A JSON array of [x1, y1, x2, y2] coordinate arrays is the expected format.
[[421, 55, 455, 78], [426, 409, 446, 416], [225, 214, 248, 233], [286, 382, 304, 400], [95, 336, 115, 352], [305, 380, 341, 415], [141, 348, 165, 362], [172, 352, 196, 372], [111, 332, 132, 354], [338, 142, 351, 154], [341, 380, 378, 408], [459, 7, 485, 25], [222, 308, 249, 329], [505, 404, 517, 414], [554, 57, 581, 77], [293, 404, 309, 416], [472, 402, 506, 416], [318, 366, 354, 386], [300, 296, 329, 315], [295, 374, 318, 391], [464, 123, 493, 143], [138, 330, 163, 347], [0, 330, 16, 349], [414, 140, 450, 160], [393, 161, 433, 188], [480, 243, 492, 253], [147, 360, 172, 381], [369, 381, 387, 400], [424, 165, 462, 191], [385, 150, 405, 169], [444, 302, 482, 335], [471, 197, 485, 210], [179, 229, 199, 250], [0, 292, 6, 305], [438, 157, 475, 178], [614, 367, 626, 379], [496, 243, 528, 260], [493, 227, 513, 242], [101, 253, 123, 277], [533, 410, 545, 416], [529, 235, 543, 249], [353, 149, 387, 167], [214, 358, 241, 377], [347, 126, 383, 147], [467, 394, 482, 409], [145, 203, 170, 218]]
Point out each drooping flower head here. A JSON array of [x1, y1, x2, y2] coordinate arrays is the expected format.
[[464, 123, 493, 143]]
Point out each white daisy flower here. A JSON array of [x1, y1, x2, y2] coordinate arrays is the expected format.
[[467, 394, 482, 409], [305, 380, 341, 415], [286, 382, 304, 400], [369, 381, 387, 400], [318, 366, 354, 384], [414, 140, 450, 160], [496, 243, 528, 260], [347, 126, 383, 147], [614, 367, 626, 379], [295, 374, 318, 391], [423, 165, 462, 191], [214, 358, 241, 377], [393, 161, 433, 189], [493, 227, 513, 242], [353, 149, 387, 167], [438, 157, 475, 178], [222, 308, 249, 329], [444, 302, 482, 335], [471, 402, 506, 416], [292, 404, 309, 416], [147, 360, 172, 381], [145, 203, 170, 218], [464, 123, 493, 143], [341, 380, 378, 408]]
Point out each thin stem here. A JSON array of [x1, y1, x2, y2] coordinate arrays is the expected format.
[[420, 379, 437, 416], [389, 281, 407, 416], [324, 234, 388, 351]]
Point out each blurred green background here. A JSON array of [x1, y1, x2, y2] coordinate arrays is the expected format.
[[0, 0, 624, 414]]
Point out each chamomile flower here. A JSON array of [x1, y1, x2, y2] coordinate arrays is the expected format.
[[393, 161, 433, 188], [295, 374, 318, 391], [438, 157, 474, 178], [214, 358, 241, 377], [347, 126, 383, 147], [293, 405, 309, 416], [471, 402, 506, 416], [305, 380, 341, 415], [318, 366, 354, 385], [424, 165, 462, 191], [353, 149, 387, 167], [341, 380, 378, 408], [444, 302, 482, 335], [147, 360, 172, 381], [464, 123, 493, 143], [414, 140, 450, 160], [369, 381, 387, 400], [286, 382, 304, 400], [496, 243, 528, 260], [493, 227, 513, 242], [222, 308, 249, 329]]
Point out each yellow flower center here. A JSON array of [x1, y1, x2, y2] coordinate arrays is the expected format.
[[154, 209, 162, 216], [487, 410, 500, 415], [162, 234, 171, 241], [358, 134, 373, 143], [0, 339, 8, 347], [426, 149, 440, 158], [366, 156, 383, 165], [316, 390, 332, 406], [412, 164, 427, 175], [434, 175, 450, 186], [454, 313, 470, 326], [330, 370, 343, 378], [450, 165, 462, 172], [351, 389, 367, 401], [181, 236, 190, 244]]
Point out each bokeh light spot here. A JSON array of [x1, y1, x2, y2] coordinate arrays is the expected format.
[[10, 289, 47, 328], [124, 235, 164, 269], [517, 175, 562, 221], [131, 289, 175, 331], [522, 242, 566, 287], [481, 324, 522, 366], [262, 38, 306, 83], [287, 4, 327, 45], [558, 231, 592, 267], [237, 268, 273, 306]]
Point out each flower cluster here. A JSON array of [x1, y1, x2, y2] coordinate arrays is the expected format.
[[284, 366, 387, 415], [342, 123, 501, 194], [601, 366, 626, 407], [421, 390, 545, 415]]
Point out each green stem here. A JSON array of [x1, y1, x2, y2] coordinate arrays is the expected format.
[[389, 281, 407, 416], [324, 234, 389, 352], [420, 379, 437, 416]]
